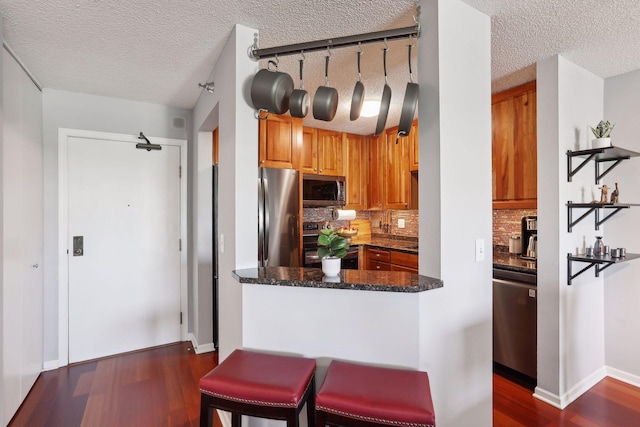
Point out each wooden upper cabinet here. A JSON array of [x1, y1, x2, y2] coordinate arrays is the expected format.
[[409, 121, 419, 172], [492, 81, 537, 209], [301, 128, 343, 175], [385, 127, 411, 209], [317, 129, 343, 175], [258, 114, 301, 169], [301, 127, 318, 174], [367, 134, 385, 210], [343, 133, 367, 210]]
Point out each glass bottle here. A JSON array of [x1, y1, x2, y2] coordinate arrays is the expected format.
[[594, 236, 605, 256]]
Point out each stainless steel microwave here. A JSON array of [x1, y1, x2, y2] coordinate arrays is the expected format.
[[302, 174, 346, 207]]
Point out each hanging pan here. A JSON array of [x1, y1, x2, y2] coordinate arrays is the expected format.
[[397, 43, 419, 139], [374, 43, 392, 136], [350, 48, 365, 121], [250, 58, 294, 119], [313, 50, 339, 121], [289, 54, 310, 118]]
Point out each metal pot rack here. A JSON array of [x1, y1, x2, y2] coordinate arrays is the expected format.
[[248, 25, 420, 60]]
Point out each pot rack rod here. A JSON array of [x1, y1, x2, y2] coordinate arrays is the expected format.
[[249, 25, 420, 60]]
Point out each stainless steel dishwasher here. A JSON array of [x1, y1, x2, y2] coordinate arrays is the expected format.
[[493, 267, 537, 380]]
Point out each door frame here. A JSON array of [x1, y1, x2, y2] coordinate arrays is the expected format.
[[58, 128, 188, 367]]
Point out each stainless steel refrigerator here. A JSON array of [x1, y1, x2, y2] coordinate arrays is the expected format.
[[258, 167, 300, 267]]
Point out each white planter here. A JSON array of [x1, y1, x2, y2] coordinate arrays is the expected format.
[[592, 137, 611, 149], [321, 257, 341, 277]]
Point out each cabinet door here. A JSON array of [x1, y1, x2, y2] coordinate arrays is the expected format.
[[317, 129, 343, 176], [343, 133, 367, 210], [258, 114, 301, 169], [492, 81, 537, 209], [409, 121, 419, 172], [385, 128, 410, 210], [367, 134, 385, 210], [301, 127, 318, 174]]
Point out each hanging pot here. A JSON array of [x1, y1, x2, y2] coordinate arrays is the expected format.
[[313, 54, 339, 122], [374, 46, 391, 136], [350, 50, 365, 121], [290, 56, 310, 118], [250, 60, 294, 118], [398, 44, 419, 137]]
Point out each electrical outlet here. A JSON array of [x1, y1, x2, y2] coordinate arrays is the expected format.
[[398, 218, 406, 229], [475, 239, 485, 262]]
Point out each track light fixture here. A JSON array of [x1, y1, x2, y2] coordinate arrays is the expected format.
[[198, 81, 215, 94]]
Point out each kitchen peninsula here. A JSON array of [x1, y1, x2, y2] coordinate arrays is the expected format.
[[233, 267, 443, 381]]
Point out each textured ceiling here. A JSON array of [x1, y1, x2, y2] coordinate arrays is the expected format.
[[1, 0, 640, 135]]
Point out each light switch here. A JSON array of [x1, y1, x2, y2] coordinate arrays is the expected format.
[[475, 239, 485, 262]]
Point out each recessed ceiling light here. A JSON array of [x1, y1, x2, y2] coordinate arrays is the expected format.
[[360, 100, 380, 118]]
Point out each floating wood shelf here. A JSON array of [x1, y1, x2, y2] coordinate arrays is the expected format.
[[566, 146, 640, 183], [567, 252, 640, 285]]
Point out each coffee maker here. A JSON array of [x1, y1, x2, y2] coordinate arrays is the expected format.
[[521, 215, 537, 259]]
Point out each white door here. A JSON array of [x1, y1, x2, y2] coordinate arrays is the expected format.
[[67, 136, 182, 363]]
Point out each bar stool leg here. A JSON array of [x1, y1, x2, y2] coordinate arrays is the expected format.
[[232, 412, 242, 427], [200, 395, 212, 427], [306, 377, 316, 427]]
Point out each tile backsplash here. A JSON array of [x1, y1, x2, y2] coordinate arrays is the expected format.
[[303, 208, 419, 238], [493, 208, 537, 247]]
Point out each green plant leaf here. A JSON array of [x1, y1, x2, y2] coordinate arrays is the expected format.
[[333, 248, 347, 259], [318, 247, 330, 259], [318, 234, 331, 246]]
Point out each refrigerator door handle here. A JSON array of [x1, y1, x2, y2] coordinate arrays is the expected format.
[[263, 176, 270, 264], [258, 177, 264, 266]]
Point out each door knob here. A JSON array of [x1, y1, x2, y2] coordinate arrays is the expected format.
[[32, 264, 39, 268]]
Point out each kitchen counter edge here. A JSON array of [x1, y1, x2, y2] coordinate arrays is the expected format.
[[232, 267, 443, 293]]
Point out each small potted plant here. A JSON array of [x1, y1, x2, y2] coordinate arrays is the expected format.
[[591, 120, 615, 149], [317, 226, 349, 277]]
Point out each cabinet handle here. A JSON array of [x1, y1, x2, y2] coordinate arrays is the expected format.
[[376, 254, 380, 257], [32, 264, 39, 268], [319, 169, 323, 172], [261, 160, 265, 164], [314, 168, 317, 171], [376, 265, 380, 270]]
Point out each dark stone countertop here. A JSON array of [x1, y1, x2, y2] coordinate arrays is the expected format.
[[233, 267, 443, 293], [493, 249, 537, 274]]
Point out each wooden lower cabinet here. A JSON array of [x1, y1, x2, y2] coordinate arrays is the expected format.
[[364, 247, 418, 273]]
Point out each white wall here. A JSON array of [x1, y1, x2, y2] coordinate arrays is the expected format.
[[536, 55, 606, 408], [191, 24, 258, 360], [603, 69, 640, 385], [41, 89, 191, 364], [0, 20, 5, 422], [418, 1, 493, 425]]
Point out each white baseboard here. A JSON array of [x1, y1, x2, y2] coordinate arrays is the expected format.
[[189, 333, 216, 354], [534, 366, 606, 409], [606, 366, 640, 388], [43, 360, 59, 371]]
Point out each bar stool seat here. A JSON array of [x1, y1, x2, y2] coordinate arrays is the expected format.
[[316, 360, 435, 427], [199, 349, 316, 427]]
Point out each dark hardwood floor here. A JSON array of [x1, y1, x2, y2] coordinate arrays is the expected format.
[[8, 342, 640, 426], [9, 342, 219, 427]]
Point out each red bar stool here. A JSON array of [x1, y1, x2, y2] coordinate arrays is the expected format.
[[316, 360, 435, 427], [199, 349, 316, 427]]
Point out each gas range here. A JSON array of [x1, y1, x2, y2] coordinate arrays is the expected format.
[[302, 221, 359, 268]]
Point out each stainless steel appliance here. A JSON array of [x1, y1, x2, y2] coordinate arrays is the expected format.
[[493, 267, 537, 381], [302, 222, 359, 269], [302, 175, 346, 207], [258, 168, 300, 267]]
